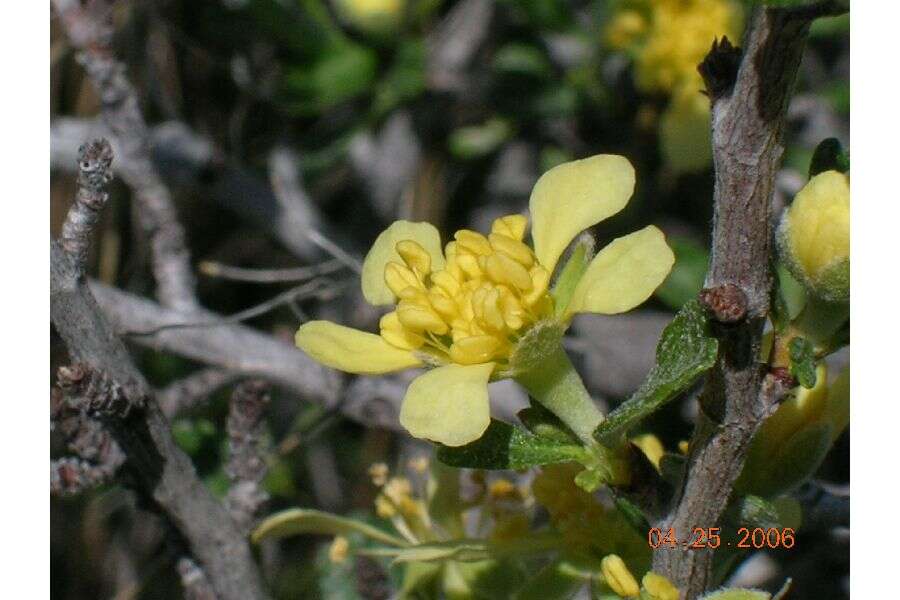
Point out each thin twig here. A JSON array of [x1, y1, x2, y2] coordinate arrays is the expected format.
[[53, 0, 199, 313], [59, 139, 114, 272], [199, 259, 345, 284], [124, 278, 345, 337], [51, 143, 268, 599], [158, 369, 240, 419], [225, 381, 271, 533]]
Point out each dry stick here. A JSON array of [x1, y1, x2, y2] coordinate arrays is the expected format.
[[157, 368, 240, 420], [652, 5, 847, 597], [53, 0, 199, 313], [51, 142, 268, 600], [225, 381, 271, 533]]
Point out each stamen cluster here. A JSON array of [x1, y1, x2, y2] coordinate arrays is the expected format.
[[379, 215, 552, 366]]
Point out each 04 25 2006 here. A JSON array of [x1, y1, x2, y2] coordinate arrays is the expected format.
[[648, 526, 796, 549]]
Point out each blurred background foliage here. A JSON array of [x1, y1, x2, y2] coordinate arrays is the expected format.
[[50, 0, 848, 598]]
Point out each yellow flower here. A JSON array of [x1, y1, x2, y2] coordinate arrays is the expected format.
[[608, 0, 743, 95], [335, 0, 404, 36], [642, 571, 680, 600], [601, 554, 640, 598], [328, 536, 350, 563], [295, 155, 674, 446], [738, 364, 849, 495], [777, 170, 850, 302]]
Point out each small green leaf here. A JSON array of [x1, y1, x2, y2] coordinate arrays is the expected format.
[[448, 118, 513, 159], [252, 508, 409, 547], [809, 137, 850, 177], [788, 337, 817, 389], [366, 534, 562, 564], [732, 495, 782, 530], [512, 559, 586, 600], [437, 419, 588, 470], [517, 400, 580, 444], [594, 300, 718, 446]]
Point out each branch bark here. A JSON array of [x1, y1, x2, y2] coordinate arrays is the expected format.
[[51, 139, 268, 599], [53, 0, 199, 313], [652, 6, 842, 597]]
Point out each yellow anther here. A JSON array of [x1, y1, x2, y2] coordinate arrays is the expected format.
[[375, 494, 396, 518], [450, 335, 501, 365], [601, 555, 640, 598], [383, 477, 413, 505], [641, 572, 679, 600], [678, 440, 689, 455], [368, 462, 389, 486], [397, 302, 448, 334], [456, 252, 483, 279], [408, 456, 429, 474], [431, 270, 461, 296], [491, 214, 528, 241], [454, 230, 493, 255], [479, 287, 506, 332], [488, 478, 519, 500], [396, 240, 432, 276], [380, 311, 425, 350], [384, 262, 422, 297], [485, 252, 533, 291], [523, 265, 550, 306], [328, 536, 350, 563], [488, 233, 534, 267], [498, 288, 526, 330], [428, 291, 459, 320]]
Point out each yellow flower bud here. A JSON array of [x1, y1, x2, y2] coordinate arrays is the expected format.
[[368, 462, 389, 486], [328, 536, 350, 563], [777, 170, 850, 302], [601, 554, 640, 598], [631, 433, 665, 470], [642, 571, 680, 600], [335, 0, 404, 37]]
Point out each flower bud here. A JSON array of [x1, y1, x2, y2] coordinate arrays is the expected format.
[[335, 0, 404, 37], [777, 170, 850, 302]]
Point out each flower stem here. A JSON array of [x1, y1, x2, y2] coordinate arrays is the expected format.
[[514, 344, 604, 446]]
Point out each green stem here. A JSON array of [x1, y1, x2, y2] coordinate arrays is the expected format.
[[514, 344, 604, 446]]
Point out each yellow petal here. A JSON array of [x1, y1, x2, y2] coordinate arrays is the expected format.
[[399, 363, 494, 446], [567, 225, 674, 316], [295, 321, 422, 374], [491, 214, 528, 241], [361, 221, 445, 306], [529, 154, 635, 274]]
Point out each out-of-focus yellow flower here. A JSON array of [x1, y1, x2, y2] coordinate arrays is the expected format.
[[335, 0, 404, 36], [296, 155, 674, 447], [608, 0, 743, 95], [777, 170, 850, 302], [659, 81, 713, 173], [328, 536, 350, 563], [642, 571, 680, 600], [368, 462, 389, 486], [601, 554, 640, 598], [739, 364, 849, 495], [631, 433, 665, 470]]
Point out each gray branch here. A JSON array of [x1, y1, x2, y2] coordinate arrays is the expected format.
[[53, 0, 199, 313], [158, 368, 241, 420], [225, 380, 271, 533], [51, 141, 267, 598], [652, 5, 845, 597], [59, 139, 114, 271]]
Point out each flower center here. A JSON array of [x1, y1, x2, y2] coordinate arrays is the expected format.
[[379, 215, 553, 366]]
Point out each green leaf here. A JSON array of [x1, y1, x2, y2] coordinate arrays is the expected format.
[[512, 559, 586, 600], [517, 399, 580, 444], [366, 534, 562, 564], [809, 137, 850, 177], [284, 42, 378, 114], [732, 495, 783, 530], [594, 300, 718, 446], [655, 238, 709, 310], [493, 43, 552, 79], [437, 419, 588, 470], [448, 118, 513, 159], [252, 508, 409, 547], [399, 561, 442, 598], [788, 337, 817, 389]]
